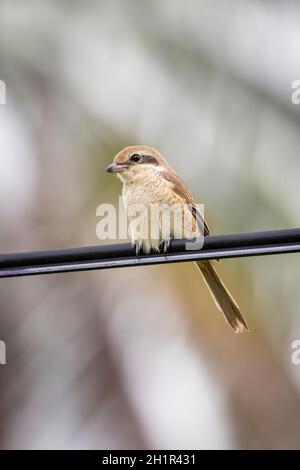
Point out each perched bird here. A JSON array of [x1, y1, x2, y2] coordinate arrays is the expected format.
[[106, 145, 248, 333]]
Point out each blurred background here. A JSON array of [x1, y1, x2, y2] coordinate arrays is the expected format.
[[0, 0, 300, 450]]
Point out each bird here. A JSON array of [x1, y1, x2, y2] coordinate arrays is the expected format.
[[106, 145, 248, 334]]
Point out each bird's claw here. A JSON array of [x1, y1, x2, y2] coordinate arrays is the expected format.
[[160, 239, 171, 261], [162, 239, 171, 253], [133, 242, 142, 260]]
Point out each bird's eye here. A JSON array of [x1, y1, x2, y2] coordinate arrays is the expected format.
[[130, 154, 141, 163]]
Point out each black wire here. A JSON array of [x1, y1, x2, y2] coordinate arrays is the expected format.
[[0, 228, 299, 278]]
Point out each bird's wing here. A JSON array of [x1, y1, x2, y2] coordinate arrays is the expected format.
[[162, 171, 211, 236]]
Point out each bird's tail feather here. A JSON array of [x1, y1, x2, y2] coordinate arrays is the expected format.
[[195, 260, 248, 334]]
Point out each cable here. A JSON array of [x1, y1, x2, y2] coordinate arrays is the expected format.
[[0, 228, 299, 278]]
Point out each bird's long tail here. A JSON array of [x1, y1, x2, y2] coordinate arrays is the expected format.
[[195, 260, 248, 334]]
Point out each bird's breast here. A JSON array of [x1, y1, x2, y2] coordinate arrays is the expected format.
[[122, 170, 174, 206], [121, 168, 197, 253]]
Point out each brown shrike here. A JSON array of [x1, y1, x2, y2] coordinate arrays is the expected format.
[[106, 145, 248, 333]]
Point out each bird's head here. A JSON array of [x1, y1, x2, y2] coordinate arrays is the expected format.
[[106, 146, 171, 183]]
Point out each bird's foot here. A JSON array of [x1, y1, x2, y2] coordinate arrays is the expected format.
[[160, 239, 171, 261], [133, 242, 142, 260]]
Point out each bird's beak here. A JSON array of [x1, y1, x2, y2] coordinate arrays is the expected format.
[[106, 163, 128, 173]]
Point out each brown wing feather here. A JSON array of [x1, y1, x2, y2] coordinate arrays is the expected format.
[[162, 171, 210, 237]]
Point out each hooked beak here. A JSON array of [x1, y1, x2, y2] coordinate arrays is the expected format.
[[106, 163, 128, 173]]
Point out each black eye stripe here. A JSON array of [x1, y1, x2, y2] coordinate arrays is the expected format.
[[141, 155, 158, 165], [128, 153, 159, 165]]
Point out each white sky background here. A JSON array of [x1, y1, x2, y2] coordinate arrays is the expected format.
[[0, 106, 36, 216]]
